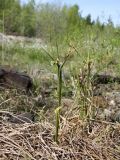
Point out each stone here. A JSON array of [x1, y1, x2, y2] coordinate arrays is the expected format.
[[111, 110, 120, 123], [8, 112, 34, 123], [0, 67, 33, 92], [93, 74, 120, 85]]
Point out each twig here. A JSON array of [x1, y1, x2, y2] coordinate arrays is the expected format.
[[42, 47, 55, 61]]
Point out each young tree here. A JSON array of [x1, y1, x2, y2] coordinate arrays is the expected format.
[[5, 0, 22, 34], [67, 5, 80, 29], [85, 14, 94, 25], [36, 3, 67, 42], [21, 0, 36, 37]]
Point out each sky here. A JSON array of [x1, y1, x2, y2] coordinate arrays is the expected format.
[[21, 0, 120, 26]]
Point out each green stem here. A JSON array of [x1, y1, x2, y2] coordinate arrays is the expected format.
[[57, 64, 62, 106], [2, 10, 5, 63], [54, 107, 61, 143]]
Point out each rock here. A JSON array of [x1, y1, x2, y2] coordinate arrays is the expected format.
[[109, 100, 116, 106], [111, 110, 120, 123], [93, 74, 120, 85], [0, 69, 5, 78], [99, 109, 113, 121], [62, 98, 74, 108], [92, 96, 108, 108], [40, 88, 53, 98], [105, 91, 120, 110], [0, 67, 33, 92], [8, 112, 34, 123], [4, 71, 33, 91], [44, 97, 58, 108], [99, 109, 120, 123], [33, 95, 46, 106], [61, 98, 75, 116]]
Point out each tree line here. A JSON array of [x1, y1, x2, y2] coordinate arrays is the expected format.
[[0, 0, 115, 42]]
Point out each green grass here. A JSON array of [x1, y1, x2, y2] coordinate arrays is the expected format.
[[0, 26, 120, 75], [1, 26, 120, 122]]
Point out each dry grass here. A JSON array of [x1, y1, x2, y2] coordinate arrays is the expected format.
[[0, 88, 35, 113], [0, 76, 120, 160], [0, 59, 120, 159], [0, 118, 120, 160]]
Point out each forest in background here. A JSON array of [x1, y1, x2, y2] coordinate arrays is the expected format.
[[0, 0, 119, 44]]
